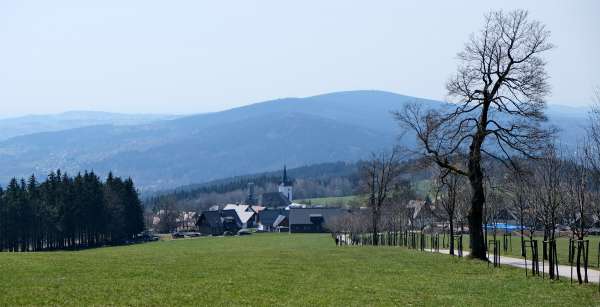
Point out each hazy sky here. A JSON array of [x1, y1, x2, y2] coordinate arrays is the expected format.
[[1, 1, 598, 117]]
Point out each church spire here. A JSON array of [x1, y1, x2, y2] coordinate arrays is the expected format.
[[279, 165, 293, 202], [281, 165, 289, 186]]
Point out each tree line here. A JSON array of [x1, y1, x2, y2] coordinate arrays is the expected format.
[[0, 170, 144, 252]]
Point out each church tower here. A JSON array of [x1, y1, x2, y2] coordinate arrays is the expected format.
[[278, 165, 293, 202]]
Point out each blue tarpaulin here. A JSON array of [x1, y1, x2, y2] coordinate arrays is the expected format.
[[484, 223, 526, 230]]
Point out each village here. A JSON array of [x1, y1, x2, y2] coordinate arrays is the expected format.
[[2, 3, 599, 305], [152, 166, 535, 240], [154, 167, 350, 237]]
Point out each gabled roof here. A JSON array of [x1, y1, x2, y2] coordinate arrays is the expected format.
[[258, 209, 288, 226], [223, 204, 255, 224], [220, 209, 243, 226], [407, 200, 437, 220], [197, 210, 222, 228], [196, 209, 242, 228], [273, 214, 288, 227], [289, 208, 347, 225]]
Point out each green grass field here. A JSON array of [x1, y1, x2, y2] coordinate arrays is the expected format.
[[298, 195, 364, 207], [0, 234, 599, 306]]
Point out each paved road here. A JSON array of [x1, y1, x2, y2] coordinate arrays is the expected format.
[[436, 248, 600, 284]]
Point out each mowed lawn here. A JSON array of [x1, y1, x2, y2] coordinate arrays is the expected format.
[[0, 234, 599, 306]]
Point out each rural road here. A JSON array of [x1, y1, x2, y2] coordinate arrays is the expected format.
[[436, 249, 600, 284]]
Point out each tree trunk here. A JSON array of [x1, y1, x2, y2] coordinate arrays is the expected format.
[[466, 115, 488, 261], [576, 241, 582, 284], [520, 207, 525, 257], [372, 209, 378, 246], [467, 169, 487, 260], [449, 218, 455, 255]]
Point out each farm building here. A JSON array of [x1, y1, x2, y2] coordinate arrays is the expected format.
[[223, 204, 264, 228], [196, 209, 243, 236], [288, 208, 347, 233], [257, 208, 289, 232]]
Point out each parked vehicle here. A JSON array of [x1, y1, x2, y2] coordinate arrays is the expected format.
[[171, 232, 185, 239], [137, 231, 160, 242], [180, 232, 201, 237]]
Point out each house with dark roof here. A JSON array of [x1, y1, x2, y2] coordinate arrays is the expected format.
[[223, 204, 258, 228], [273, 214, 289, 231], [288, 208, 347, 233], [257, 208, 289, 232], [196, 209, 242, 236]]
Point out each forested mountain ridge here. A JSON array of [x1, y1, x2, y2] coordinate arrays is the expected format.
[[0, 91, 590, 191], [0, 111, 178, 141]]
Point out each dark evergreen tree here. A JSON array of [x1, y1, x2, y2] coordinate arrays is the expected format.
[[0, 170, 144, 252]]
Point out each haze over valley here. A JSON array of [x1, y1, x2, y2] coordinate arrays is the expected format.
[[0, 90, 590, 191]]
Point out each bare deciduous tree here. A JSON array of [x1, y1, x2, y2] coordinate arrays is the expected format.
[[483, 172, 508, 244], [586, 87, 600, 223], [506, 163, 532, 256], [435, 169, 466, 255], [563, 149, 594, 284], [362, 149, 401, 245], [530, 145, 565, 279], [395, 10, 554, 259]]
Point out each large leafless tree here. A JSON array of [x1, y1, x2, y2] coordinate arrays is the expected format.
[[395, 10, 554, 259]]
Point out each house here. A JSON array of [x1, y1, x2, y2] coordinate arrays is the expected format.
[[223, 204, 258, 228], [177, 211, 198, 231], [273, 213, 289, 231], [257, 208, 289, 232], [196, 209, 242, 236], [406, 199, 440, 229], [288, 207, 347, 233]]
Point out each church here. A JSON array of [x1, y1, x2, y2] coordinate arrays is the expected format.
[[248, 166, 294, 208]]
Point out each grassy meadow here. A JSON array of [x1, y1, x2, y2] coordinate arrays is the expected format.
[[0, 233, 599, 306], [298, 195, 364, 207]]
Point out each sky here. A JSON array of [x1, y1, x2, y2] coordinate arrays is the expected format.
[[0, 0, 598, 117]]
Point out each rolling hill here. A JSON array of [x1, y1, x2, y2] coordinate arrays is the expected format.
[[0, 91, 590, 190], [0, 111, 178, 141]]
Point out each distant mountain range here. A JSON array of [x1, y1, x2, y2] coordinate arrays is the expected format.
[[0, 91, 591, 191], [0, 111, 179, 141]]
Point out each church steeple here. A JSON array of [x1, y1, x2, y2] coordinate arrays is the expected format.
[[281, 165, 289, 186], [278, 165, 293, 202]]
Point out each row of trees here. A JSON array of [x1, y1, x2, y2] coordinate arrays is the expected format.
[[329, 81, 599, 282], [330, 142, 600, 282], [0, 171, 144, 252]]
